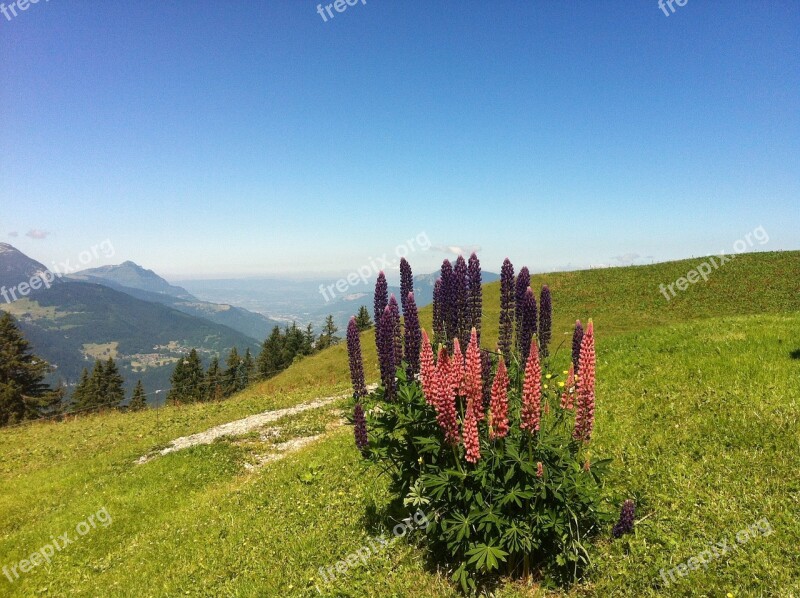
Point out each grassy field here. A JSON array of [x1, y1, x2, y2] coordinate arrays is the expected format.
[[1, 251, 799, 597]]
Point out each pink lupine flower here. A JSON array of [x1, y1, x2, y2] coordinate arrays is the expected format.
[[574, 319, 596, 442], [536, 461, 544, 478], [419, 329, 437, 405], [463, 396, 481, 463], [520, 338, 542, 433], [488, 356, 510, 440], [450, 337, 465, 396], [464, 328, 483, 419], [435, 346, 460, 445]]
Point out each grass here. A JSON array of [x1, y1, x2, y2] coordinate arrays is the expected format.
[[1, 250, 799, 597]]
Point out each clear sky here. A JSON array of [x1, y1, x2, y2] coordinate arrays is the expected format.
[[1, 1, 798, 279]]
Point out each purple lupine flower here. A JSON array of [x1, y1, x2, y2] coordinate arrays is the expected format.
[[400, 258, 413, 316], [498, 258, 515, 361], [354, 402, 368, 454], [388, 294, 402, 370], [572, 319, 584, 374], [481, 349, 492, 414], [404, 292, 422, 378], [467, 253, 482, 341], [378, 305, 396, 400], [612, 499, 636, 538], [440, 259, 454, 348], [515, 266, 531, 351], [347, 317, 367, 398], [374, 271, 388, 347], [539, 284, 552, 357], [432, 278, 445, 347], [518, 287, 537, 364], [453, 255, 469, 346]]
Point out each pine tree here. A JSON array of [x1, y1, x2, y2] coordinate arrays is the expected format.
[[204, 357, 222, 401], [302, 324, 315, 355], [70, 368, 92, 412], [355, 306, 373, 331], [168, 349, 204, 403], [243, 348, 256, 383], [167, 357, 186, 404], [258, 326, 284, 379], [72, 360, 105, 412], [129, 380, 147, 411], [317, 315, 340, 350], [223, 347, 241, 397], [101, 357, 125, 410], [0, 312, 62, 426]]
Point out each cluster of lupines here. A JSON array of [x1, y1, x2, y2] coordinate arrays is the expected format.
[[612, 499, 636, 538], [433, 253, 484, 349]]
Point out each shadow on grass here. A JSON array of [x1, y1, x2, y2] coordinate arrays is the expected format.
[[790, 349, 800, 360]]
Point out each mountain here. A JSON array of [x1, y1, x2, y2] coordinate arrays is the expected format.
[[72, 261, 194, 299], [0, 242, 63, 296], [0, 245, 261, 395], [68, 262, 280, 340]]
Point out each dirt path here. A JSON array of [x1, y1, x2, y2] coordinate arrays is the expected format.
[[137, 385, 374, 464]]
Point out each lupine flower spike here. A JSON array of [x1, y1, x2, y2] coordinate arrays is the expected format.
[[378, 306, 396, 400], [374, 271, 388, 346], [399, 258, 413, 315], [574, 320, 596, 442], [404, 292, 422, 378], [464, 328, 483, 417], [419, 329, 437, 405], [612, 500, 635, 538], [539, 285, 552, 357], [520, 337, 542, 433], [467, 253, 482, 341], [536, 461, 544, 478], [450, 337, 465, 396], [354, 403, 368, 454], [387, 295, 403, 370], [572, 320, 584, 373], [435, 346, 460, 444], [346, 317, 367, 398], [498, 259, 515, 361], [488, 355, 510, 440]]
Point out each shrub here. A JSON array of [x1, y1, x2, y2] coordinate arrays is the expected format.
[[348, 256, 612, 592]]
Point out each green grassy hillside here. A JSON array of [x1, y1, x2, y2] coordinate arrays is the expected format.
[[1, 250, 799, 597]]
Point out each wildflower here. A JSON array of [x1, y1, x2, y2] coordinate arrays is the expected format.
[[399, 258, 413, 315], [435, 346, 460, 444], [545, 373, 552, 379], [419, 329, 437, 405], [515, 266, 531, 352], [377, 306, 396, 400], [404, 292, 422, 378], [574, 320, 596, 442], [498, 258, 515, 361], [536, 461, 544, 478], [450, 337, 465, 396], [432, 278, 444, 347], [354, 403, 368, 454], [488, 356, 510, 439], [520, 338, 542, 433], [453, 255, 469, 345], [558, 381, 565, 388], [612, 499, 635, 538], [467, 252, 482, 341], [463, 396, 481, 463], [387, 295, 403, 370], [346, 317, 367, 399], [572, 320, 584, 373], [539, 285, 552, 357], [374, 271, 388, 345], [464, 328, 483, 417], [439, 259, 454, 347], [560, 362, 575, 410], [517, 287, 537, 363]]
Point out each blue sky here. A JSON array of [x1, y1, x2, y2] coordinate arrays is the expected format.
[[1, 1, 798, 279]]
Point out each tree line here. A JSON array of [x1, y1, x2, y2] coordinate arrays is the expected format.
[[0, 309, 374, 425]]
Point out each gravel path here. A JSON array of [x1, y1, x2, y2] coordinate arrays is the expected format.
[[137, 385, 374, 464]]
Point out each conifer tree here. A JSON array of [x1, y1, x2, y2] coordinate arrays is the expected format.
[[223, 347, 241, 397], [0, 312, 62, 426], [355, 306, 373, 331], [243, 348, 255, 384], [168, 349, 204, 403], [204, 357, 222, 401], [258, 326, 284, 379], [129, 380, 147, 411], [101, 357, 125, 409]]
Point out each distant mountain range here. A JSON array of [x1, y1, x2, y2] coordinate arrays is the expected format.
[[0, 244, 263, 396]]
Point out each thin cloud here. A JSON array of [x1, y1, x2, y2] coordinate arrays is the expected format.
[[611, 253, 642, 266], [25, 229, 50, 240], [8, 231, 18, 237], [431, 244, 482, 256]]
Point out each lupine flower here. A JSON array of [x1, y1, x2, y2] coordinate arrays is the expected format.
[[440, 260, 454, 347], [572, 320, 584, 373], [434, 346, 460, 444], [374, 271, 388, 345], [432, 279, 444, 347], [515, 266, 530, 350], [388, 295, 403, 371], [612, 499, 636, 538], [536, 461, 544, 478], [560, 362, 576, 410], [354, 402, 368, 454], [346, 317, 367, 398], [574, 319, 596, 442], [378, 306, 396, 400], [399, 258, 413, 315], [419, 329, 437, 405], [453, 256, 469, 345], [467, 252, 482, 341], [463, 396, 481, 463], [488, 356, 510, 439], [498, 259, 515, 361], [518, 287, 538, 363], [539, 285, 552, 357], [450, 337, 465, 396], [404, 292, 422, 378], [464, 328, 483, 417], [520, 338, 542, 433]]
